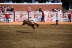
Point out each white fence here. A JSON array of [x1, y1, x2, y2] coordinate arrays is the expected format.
[[0, 11, 72, 22], [0, 12, 14, 22], [44, 11, 69, 22], [15, 11, 28, 22]]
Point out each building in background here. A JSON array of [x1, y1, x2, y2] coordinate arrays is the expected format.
[[0, 0, 71, 11], [61, 0, 69, 11]]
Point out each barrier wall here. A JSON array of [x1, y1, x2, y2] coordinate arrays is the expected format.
[[15, 11, 71, 22], [0, 11, 72, 22], [0, 3, 62, 11], [15, 11, 28, 22], [44, 11, 69, 22], [15, 11, 42, 22]]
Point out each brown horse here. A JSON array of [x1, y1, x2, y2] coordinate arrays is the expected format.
[[21, 20, 39, 29]]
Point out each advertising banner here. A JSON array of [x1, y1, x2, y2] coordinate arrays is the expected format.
[[44, 11, 69, 22], [44, 12, 56, 22], [30, 11, 42, 22], [15, 11, 28, 22], [15, 11, 42, 22], [61, 12, 69, 22]]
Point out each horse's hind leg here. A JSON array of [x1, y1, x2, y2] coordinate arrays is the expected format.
[[21, 23, 26, 26], [31, 24, 35, 30], [36, 24, 39, 27], [35, 23, 39, 27]]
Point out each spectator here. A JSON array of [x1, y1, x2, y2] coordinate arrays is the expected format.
[[39, 7, 45, 22], [12, 0, 16, 3], [41, 10, 45, 22], [27, 7, 31, 20], [1, 0, 5, 3], [35, 9, 38, 12], [56, 16, 59, 26], [6, 6, 10, 11], [32, 0, 35, 3], [5, 6, 8, 12], [0, 6, 2, 10], [35, 1, 39, 3], [57, 0, 61, 3], [0, 6, 2, 12], [0, 9, 2, 12], [68, 10, 72, 22], [27, 7, 31, 12], [7, 0, 13, 3], [12, 0, 23, 3], [4, 12, 10, 23], [10, 6, 14, 12], [1, 6, 5, 12], [68, 13, 71, 22], [39, 7, 42, 12], [47, 0, 51, 3]]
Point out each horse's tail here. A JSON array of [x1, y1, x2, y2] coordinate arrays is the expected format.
[[37, 24, 39, 27]]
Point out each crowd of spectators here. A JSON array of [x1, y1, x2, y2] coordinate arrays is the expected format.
[[0, 6, 14, 12], [0, 0, 61, 3]]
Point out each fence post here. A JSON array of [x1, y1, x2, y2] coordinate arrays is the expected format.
[[14, 10, 15, 22]]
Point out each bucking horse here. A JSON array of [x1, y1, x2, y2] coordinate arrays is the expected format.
[[21, 20, 39, 29]]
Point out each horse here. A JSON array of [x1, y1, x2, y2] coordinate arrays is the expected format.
[[21, 20, 39, 29]]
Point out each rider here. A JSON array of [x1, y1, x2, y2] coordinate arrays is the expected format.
[[29, 17, 35, 29], [21, 17, 39, 29]]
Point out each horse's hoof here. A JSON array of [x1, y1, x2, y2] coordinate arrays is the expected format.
[[32, 27, 35, 30], [37, 25, 39, 27], [33, 28, 35, 30]]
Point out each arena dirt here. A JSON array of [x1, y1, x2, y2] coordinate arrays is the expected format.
[[0, 22, 72, 48]]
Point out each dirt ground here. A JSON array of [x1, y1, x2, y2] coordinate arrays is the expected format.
[[0, 22, 72, 48], [0, 22, 72, 25]]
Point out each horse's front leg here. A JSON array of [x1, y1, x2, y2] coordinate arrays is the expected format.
[[21, 23, 26, 26], [34, 23, 39, 27]]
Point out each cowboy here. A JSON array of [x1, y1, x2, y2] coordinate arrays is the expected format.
[[68, 10, 72, 22], [56, 16, 59, 26], [4, 12, 10, 23], [29, 17, 35, 29]]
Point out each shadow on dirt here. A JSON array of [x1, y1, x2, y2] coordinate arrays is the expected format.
[[16, 30, 33, 33], [50, 24, 55, 25]]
